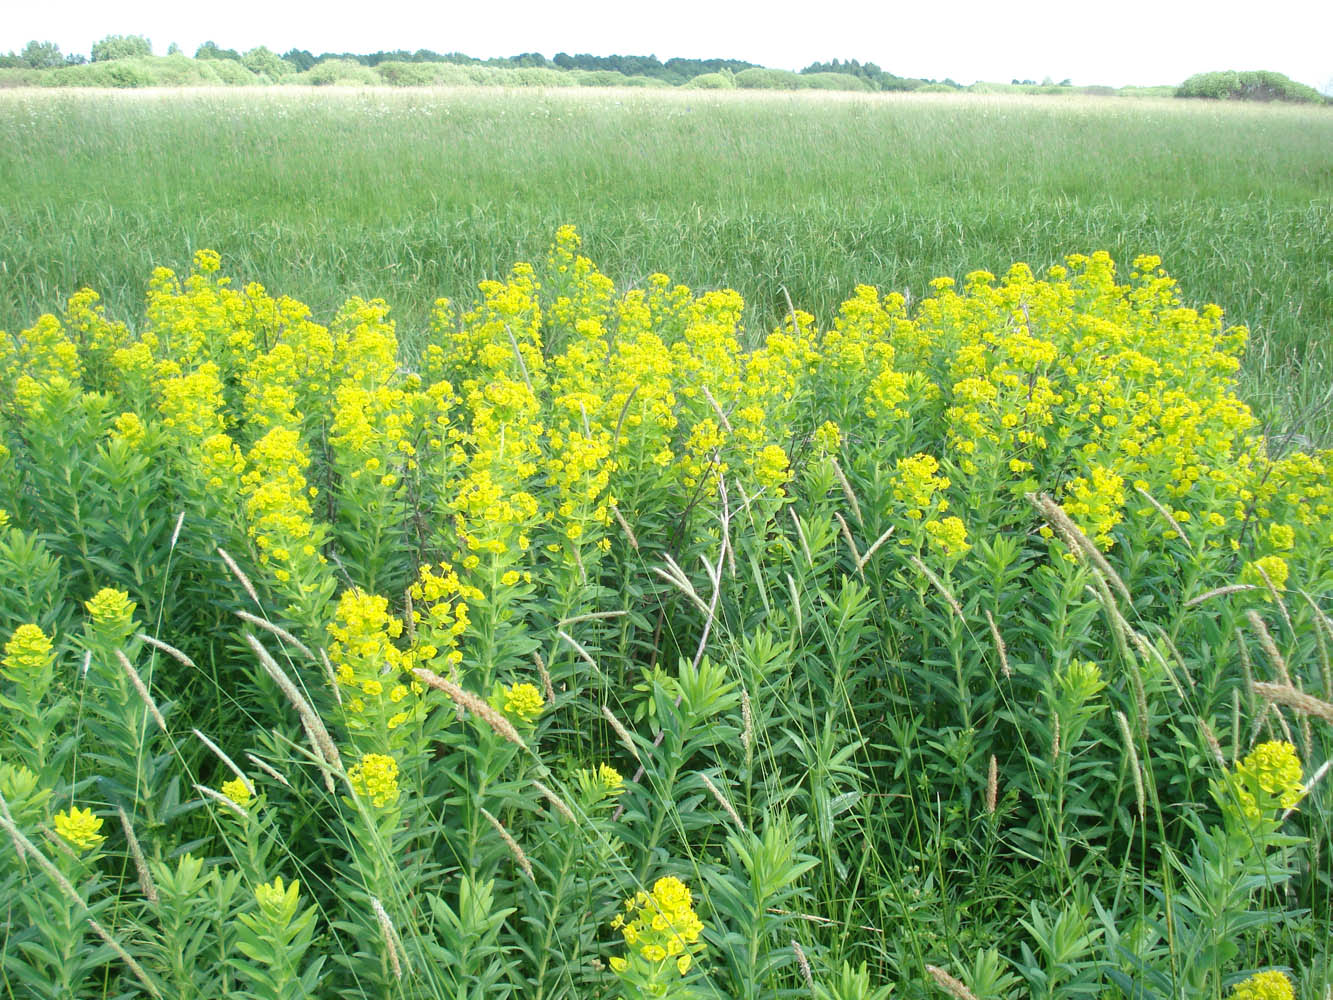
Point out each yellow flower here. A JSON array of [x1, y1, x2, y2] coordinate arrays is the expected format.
[[3, 624, 53, 676], [54, 806, 105, 852], [1228, 970, 1294, 1000], [677, 954, 692, 975], [502, 682, 545, 723], [599, 763, 624, 794], [85, 588, 137, 633], [609, 956, 628, 972], [221, 778, 252, 808], [253, 876, 301, 923], [348, 753, 400, 808], [1235, 741, 1304, 813], [1242, 555, 1289, 593]]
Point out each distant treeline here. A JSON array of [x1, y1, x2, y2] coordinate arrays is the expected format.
[[0, 36, 1326, 103]]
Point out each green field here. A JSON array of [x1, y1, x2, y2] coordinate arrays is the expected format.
[[1, 86, 1330, 439], [3, 86, 1333, 1000]]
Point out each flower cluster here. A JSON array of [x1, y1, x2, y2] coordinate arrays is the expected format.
[[1218, 740, 1304, 827], [501, 682, 545, 724], [54, 805, 106, 852], [2, 624, 53, 677], [1228, 971, 1295, 1000], [609, 876, 706, 979], [347, 752, 401, 808]]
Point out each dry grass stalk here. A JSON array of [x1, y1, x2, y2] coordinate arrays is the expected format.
[[766, 907, 883, 934], [789, 507, 814, 568], [786, 573, 804, 633], [985, 754, 998, 815], [741, 688, 753, 764], [653, 554, 710, 616], [403, 585, 415, 644], [235, 610, 315, 661], [909, 555, 963, 621], [1185, 583, 1258, 608], [927, 964, 979, 1000], [170, 510, 185, 549], [610, 504, 640, 550], [1027, 492, 1132, 604], [855, 525, 896, 573], [0, 812, 162, 996], [830, 457, 864, 527], [1300, 590, 1333, 699], [1237, 627, 1256, 714], [193, 729, 253, 792], [115, 649, 167, 732], [833, 511, 864, 577], [247, 634, 343, 774], [1198, 717, 1227, 769], [700, 384, 733, 433], [320, 647, 342, 705], [601, 705, 640, 761], [1134, 485, 1193, 553], [136, 633, 196, 669], [245, 751, 292, 789], [216, 546, 262, 607], [1051, 714, 1062, 761], [1266, 702, 1296, 747], [371, 897, 408, 980], [1253, 682, 1333, 724], [1246, 610, 1293, 686], [559, 609, 629, 627], [117, 806, 158, 903], [533, 779, 577, 824], [984, 610, 1010, 679], [1251, 565, 1295, 637], [480, 806, 534, 881], [792, 939, 814, 991], [533, 651, 556, 705], [700, 772, 744, 829], [195, 783, 248, 819], [0, 790, 26, 861], [413, 667, 526, 750], [558, 629, 604, 678]]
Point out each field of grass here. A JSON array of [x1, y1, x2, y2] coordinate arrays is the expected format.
[[1, 87, 1330, 440], [2, 86, 1332, 1000]]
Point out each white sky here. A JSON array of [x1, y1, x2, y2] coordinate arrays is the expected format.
[[4, 0, 1330, 91]]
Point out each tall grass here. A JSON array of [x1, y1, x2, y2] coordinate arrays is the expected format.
[[1, 87, 1330, 439]]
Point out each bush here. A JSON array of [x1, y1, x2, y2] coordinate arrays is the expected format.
[[797, 71, 872, 91], [1178, 70, 1325, 103], [242, 46, 293, 79], [297, 59, 379, 86], [684, 70, 734, 89], [735, 67, 803, 90], [90, 34, 152, 62]]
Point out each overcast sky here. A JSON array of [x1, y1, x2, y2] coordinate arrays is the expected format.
[[4, 0, 1330, 91]]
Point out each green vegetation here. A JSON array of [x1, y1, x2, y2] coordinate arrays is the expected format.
[[1, 87, 1329, 443], [1179, 70, 1325, 104], [1, 223, 1330, 998]]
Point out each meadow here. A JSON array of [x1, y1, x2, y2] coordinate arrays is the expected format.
[[1, 87, 1330, 439], [1, 87, 1332, 1000]]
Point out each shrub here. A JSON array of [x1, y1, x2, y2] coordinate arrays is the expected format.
[[735, 67, 803, 90], [90, 34, 152, 62], [1178, 70, 1325, 103], [684, 70, 734, 89], [797, 71, 872, 91], [297, 59, 379, 86]]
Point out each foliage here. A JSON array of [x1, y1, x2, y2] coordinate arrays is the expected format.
[[1178, 70, 1326, 104], [91, 34, 153, 62], [1, 227, 1329, 997]]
